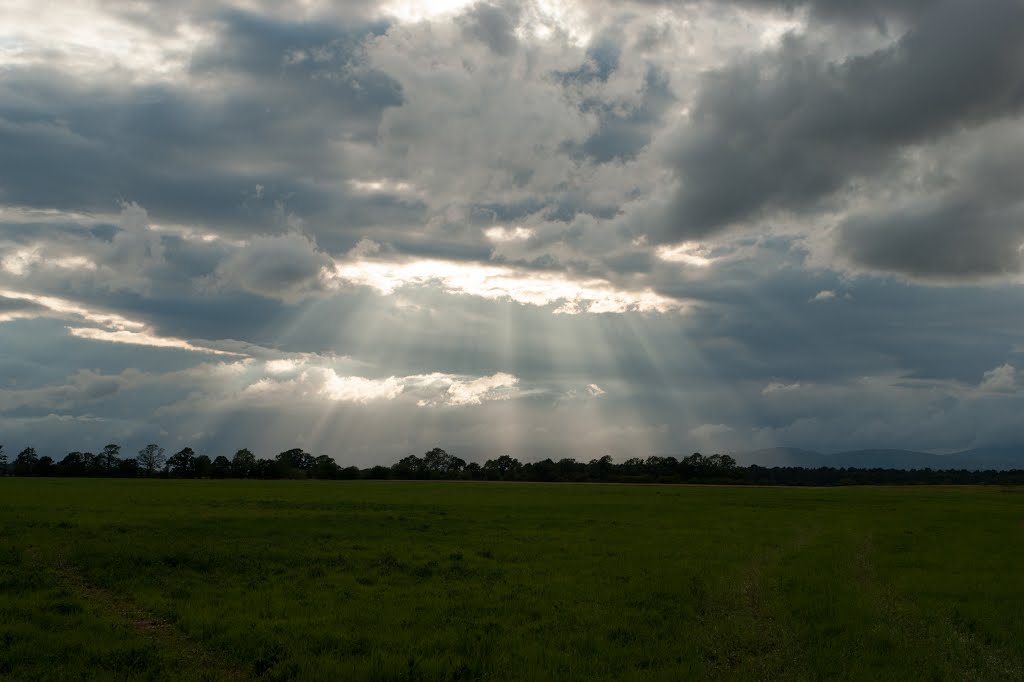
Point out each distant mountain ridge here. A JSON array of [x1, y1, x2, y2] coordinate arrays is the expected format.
[[731, 446, 1024, 471]]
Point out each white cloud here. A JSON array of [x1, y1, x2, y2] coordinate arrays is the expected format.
[[0, 202, 165, 293], [763, 382, 802, 395], [980, 364, 1017, 394], [322, 372, 405, 403], [443, 372, 519, 406], [810, 290, 837, 302]]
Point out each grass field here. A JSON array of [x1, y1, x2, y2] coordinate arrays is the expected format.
[[1, 480, 1023, 680]]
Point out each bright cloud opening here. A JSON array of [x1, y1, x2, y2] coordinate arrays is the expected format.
[[381, 0, 477, 23], [656, 242, 715, 268], [67, 327, 243, 356], [329, 257, 688, 314], [444, 372, 519, 406], [322, 372, 405, 403], [484, 226, 535, 243]]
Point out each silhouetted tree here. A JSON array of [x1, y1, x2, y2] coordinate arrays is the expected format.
[[5, 436, 1023, 485], [483, 455, 522, 480], [117, 458, 139, 477], [37, 456, 55, 476], [100, 443, 122, 473], [422, 448, 465, 477], [276, 448, 314, 477], [587, 455, 613, 481], [337, 465, 361, 480], [311, 455, 339, 479], [14, 447, 39, 476], [194, 454, 213, 478], [393, 454, 425, 479], [81, 452, 100, 476], [59, 452, 84, 476], [232, 448, 257, 478], [137, 444, 166, 477], [525, 458, 558, 481], [256, 458, 280, 479], [167, 447, 196, 477], [0, 445, 6, 475], [211, 456, 232, 478]]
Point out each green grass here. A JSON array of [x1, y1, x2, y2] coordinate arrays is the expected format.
[[1, 480, 1023, 680]]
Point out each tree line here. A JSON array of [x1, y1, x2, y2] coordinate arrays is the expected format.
[[0, 444, 1022, 485]]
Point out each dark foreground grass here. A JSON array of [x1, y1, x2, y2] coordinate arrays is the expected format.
[[1, 480, 1022, 680]]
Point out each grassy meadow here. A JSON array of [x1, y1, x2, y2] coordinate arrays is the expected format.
[[1, 479, 1023, 680]]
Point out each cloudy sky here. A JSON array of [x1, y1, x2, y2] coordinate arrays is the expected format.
[[2, 0, 1023, 464]]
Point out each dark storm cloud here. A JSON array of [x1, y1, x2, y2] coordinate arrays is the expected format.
[[0, 11, 409, 237], [838, 200, 1024, 279], [834, 116, 1024, 280], [190, 8, 402, 124], [661, 0, 1024, 239], [0, 73, 381, 231], [630, 0, 932, 27], [212, 233, 333, 302]]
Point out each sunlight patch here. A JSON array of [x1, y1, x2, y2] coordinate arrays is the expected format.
[[443, 372, 519, 406], [67, 328, 243, 356], [0, 289, 241, 356], [0, 289, 145, 331], [243, 366, 521, 407], [329, 257, 687, 314], [484, 226, 535, 243], [656, 242, 715, 268], [322, 372, 405, 403], [265, 359, 303, 375], [381, 0, 476, 23], [349, 179, 420, 196], [0, 3, 207, 79]]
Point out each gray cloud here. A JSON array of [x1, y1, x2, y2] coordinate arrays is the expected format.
[[4, 0, 1024, 461], [660, 0, 1024, 239], [833, 116, 1024, 280], [211, 233, 334, 302], [459, 2, 520, 56], [838, 200, 1024, 279]]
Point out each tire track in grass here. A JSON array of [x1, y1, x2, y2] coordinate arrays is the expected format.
[[28, 549, 251, 681], [852, 532, 1023, 681], [696, 527, 819, 680]]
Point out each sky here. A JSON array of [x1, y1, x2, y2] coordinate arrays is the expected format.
[[2, 0, 1024, 465]]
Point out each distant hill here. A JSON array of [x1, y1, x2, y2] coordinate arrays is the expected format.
[[733, 446, 1024, 471], [731, 447, 826, 468]]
